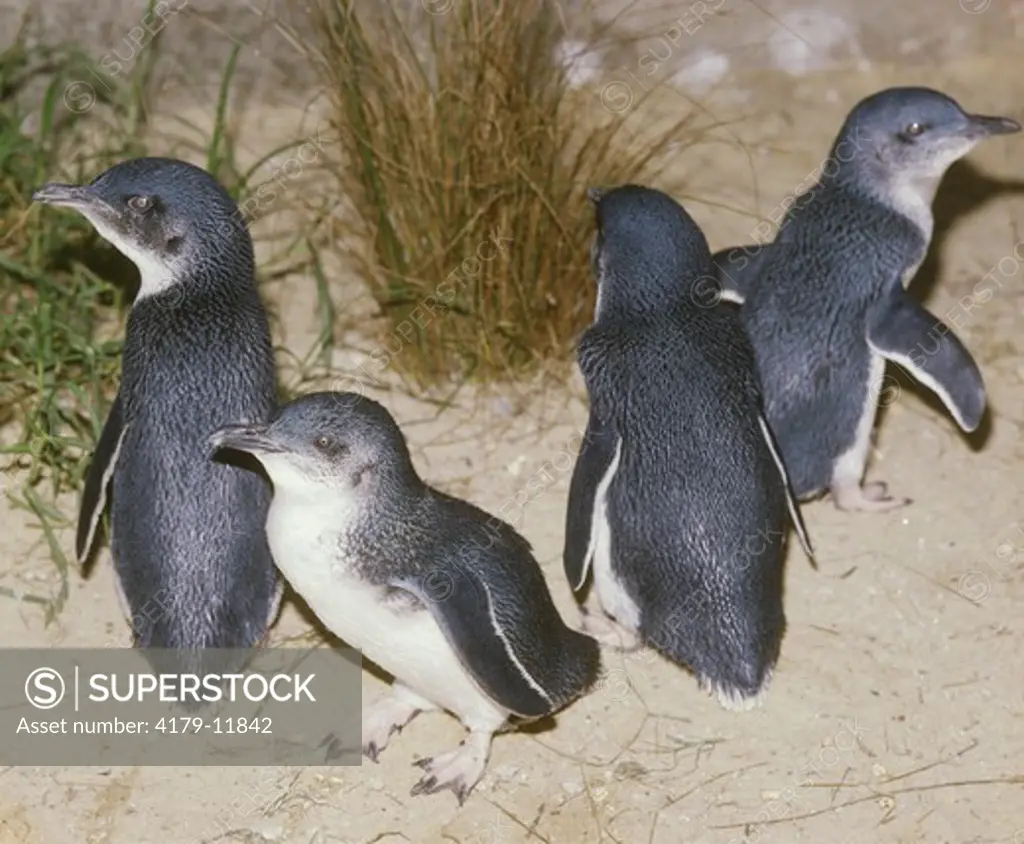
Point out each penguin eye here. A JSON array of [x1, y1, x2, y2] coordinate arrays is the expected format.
[[313, 435, 349, 457], [904, 122, 925, 136], [127, 195, 153, 213]]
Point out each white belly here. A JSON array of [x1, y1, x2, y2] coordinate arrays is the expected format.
[[266, 499, 507, 725], [832, 352, 884, 488], [587, 437, 641, 632]]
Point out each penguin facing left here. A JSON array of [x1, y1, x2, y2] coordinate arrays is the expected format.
[[210, 392, 601, 805], [33, 157, 281, 674], [564, 185, 814, 710]]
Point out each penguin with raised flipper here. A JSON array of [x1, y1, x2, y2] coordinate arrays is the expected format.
[[710, 87, 1020, 510]]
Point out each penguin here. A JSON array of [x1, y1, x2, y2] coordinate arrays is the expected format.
[[209, 392, 600, 804], [33, 157, 281, 675], [564, 184, 814, 710], [709, 87, 1020, 511]]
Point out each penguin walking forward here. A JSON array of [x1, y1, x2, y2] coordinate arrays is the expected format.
[[564, 185, 813, 710], [210, 392, 600, 805], [33, 158, 281, 673], [712, 87, 1020, 511]]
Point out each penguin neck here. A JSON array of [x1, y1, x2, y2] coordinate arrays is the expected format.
[[275, 461, 424, 509], [830, 147, 937, 242], [130, 236, 258, 305], [595, 269, 691, 322], [877, 170, 938, 243], [270, 467, 427, 545], [134, 258, 259, 309]]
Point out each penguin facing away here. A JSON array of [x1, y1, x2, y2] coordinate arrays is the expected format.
[[710, 87, 1020, 511], [210, 392, 600, 805], [33, 157, 281, 673], [564, 185, 814, 710]]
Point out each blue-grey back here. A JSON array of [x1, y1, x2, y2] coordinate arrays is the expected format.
[[111, 286, 276, 637], [579, 307, 785, 575], [742, 182, 927, 419]]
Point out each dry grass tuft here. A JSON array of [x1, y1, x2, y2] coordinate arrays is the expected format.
[[310, 0, 699, 387]]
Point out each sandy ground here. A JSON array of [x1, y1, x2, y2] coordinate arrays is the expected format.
[[3, 24, 1024, 844]]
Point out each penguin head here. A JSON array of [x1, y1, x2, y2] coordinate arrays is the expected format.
[[210, 392, 419, 501], [835, 87, 1021, 183], [33, 157, 255, 300], [587, 185, 715, 319]]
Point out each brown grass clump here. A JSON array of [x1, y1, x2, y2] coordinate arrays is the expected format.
[[310, 0, 696, 387]]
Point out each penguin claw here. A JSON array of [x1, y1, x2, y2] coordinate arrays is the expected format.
[[862, 482, 892, 501], [832, 481, 912, 512], [410, 775, 436, 796], [361, 695, 420, 761], [408, 738, 488, 804], [409, 773, 471, 805]]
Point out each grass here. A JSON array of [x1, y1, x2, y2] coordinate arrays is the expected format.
[[308, 0, 699, 387], [2, 0, 703, 618], [0, 11, 325, 620], [0, 24, 143, 619]]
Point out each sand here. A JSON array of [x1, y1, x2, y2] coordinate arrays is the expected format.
[[2, 11, 1023, 844]]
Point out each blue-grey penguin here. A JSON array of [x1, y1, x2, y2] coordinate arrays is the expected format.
[[710, 87, 1020, 511], [209, 392, 600, 804], [564, 184, 814, 710], [33, 157, 281, 673]]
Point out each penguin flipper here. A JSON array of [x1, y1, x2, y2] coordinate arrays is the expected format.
[[76, 391, 127, 564], [711, 244, 769, 304], [563, 409, 619, 593], [392, 569, 555, 719], [867, 289, 986, 432], [756, 412, 816, 567]]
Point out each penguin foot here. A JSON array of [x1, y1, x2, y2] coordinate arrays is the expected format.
[[580, 609, 641, 652], [410, 731, 493, 805], [361, 685, 430, 762], [832, 481, 911, 512]]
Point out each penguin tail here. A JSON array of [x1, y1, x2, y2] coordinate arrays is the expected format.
[[555, 627, 603, 706], [644, 608, 781, 709], [136, 643, 258, 712]]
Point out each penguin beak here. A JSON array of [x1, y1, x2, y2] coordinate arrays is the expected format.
[[33, 183, 120, 223], [964, 113, 1022, 139], [209, 424, 286, 457], [33, 183, 100, 209]]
